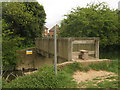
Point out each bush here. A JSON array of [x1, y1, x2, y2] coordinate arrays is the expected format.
[[1, 78, 8, 88], [62, 62, 82, 74], [3, 61, 118, 88], [59, 2, 119, 47], [4, 66, 77, 88], [2, 19, 24, 70]]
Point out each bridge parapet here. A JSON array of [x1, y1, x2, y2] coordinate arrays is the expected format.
[[35, 37, 99, 61]]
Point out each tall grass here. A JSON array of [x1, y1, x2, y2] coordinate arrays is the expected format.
[[89, 61, 118, 73], [3, 60, 118, 88], [3, 65, 77, 88]]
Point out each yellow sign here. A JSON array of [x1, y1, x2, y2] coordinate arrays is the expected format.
[[26, 50, 32, 55]]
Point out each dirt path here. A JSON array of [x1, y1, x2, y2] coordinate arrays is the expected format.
[[73, 70, 118, 83]]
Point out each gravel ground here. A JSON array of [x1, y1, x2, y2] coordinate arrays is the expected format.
[[73, 70, 117, 83]]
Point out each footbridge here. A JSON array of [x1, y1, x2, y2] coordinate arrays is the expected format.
[[35, 37, 99, 61]]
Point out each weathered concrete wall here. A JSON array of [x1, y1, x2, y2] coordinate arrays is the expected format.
[[35, 38, 72, 61], [71, 37, 99, 59], [57, 38, 72, 61], [35, 37, 99, 61], [16, 48, 54, 70], [16, 37, 99, 70]]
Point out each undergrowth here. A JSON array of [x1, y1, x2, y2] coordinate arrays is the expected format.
[[3, 65, 77, 88], [2, 60, 119, 88], [88, 60, 118, 74]]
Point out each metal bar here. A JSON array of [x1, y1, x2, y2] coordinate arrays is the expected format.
[[54, 25, 57, 74]]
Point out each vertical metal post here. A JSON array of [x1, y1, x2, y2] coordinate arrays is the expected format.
[[54, 25, 57, 74]]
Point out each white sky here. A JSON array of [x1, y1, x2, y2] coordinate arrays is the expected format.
[[37, 0, 120, 29]]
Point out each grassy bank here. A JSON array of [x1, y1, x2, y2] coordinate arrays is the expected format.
[[2, 60, 119, 88]]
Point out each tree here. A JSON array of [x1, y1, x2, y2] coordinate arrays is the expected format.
[[2, 2, 46, 70], [24, 2, 46, 43], [59, 2, 119, 47], [117, 10, 120, 45], [2, 19, 23, 70], [2, 2, 46, 45]]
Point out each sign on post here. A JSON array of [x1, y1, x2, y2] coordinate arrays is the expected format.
[[26, 50, 32, 55]]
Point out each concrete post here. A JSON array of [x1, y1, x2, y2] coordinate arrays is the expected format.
[[95, 39, 99, 59]]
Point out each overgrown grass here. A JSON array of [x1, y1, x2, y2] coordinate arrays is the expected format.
[[88, 60, 119, 74], [2, 60, 119, 88], [2, 78, 8, 88], [97, 80, 118, 88], [3, 65, 78, 88], [79, 74, 119, 88]]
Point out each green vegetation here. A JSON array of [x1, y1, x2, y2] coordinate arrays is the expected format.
[[2, 2, 46, 45], [100, 49, 120, 60], [3, 65, 77, 88], [2, 2, 119, 88], [97, 80, 118, 88], [89, 61, 118, 74], [1, 78, 8, 88], [2, 2, 46, 70], [105, 76, 118, 80], [3, 61, 119, 88], [79, 60, 119, 88], [79, 76, 119, 88], [59, 2, 120, 48], [2, 19, 24, 70]]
